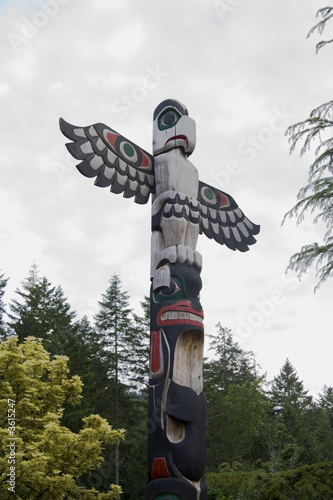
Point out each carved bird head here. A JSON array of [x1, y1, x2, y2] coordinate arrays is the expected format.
[[153, 99, 196, 157]]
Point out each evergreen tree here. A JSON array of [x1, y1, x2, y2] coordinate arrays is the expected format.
[[207, 379, 268, 467], [268, 359, 313, 468], [302, 402, 333, 463], [307, 6, 333, 53], [8, 263, 77, 354], [269, 359, 312, 413], [63, 312, 147, 497], [204, 323, 258, 392], [318, 385, 333, 428], [119, 296, 150, 499], [5, 267, 149, 497], [283, 7, 333, 290], [60, 316, 112, 432], [204, 323, 265, 469], [0, 271, 8, 340], [6, 264, 106, 434], [94, 274, 136, 387], [132, 295, 150, 392], [94, 274, 147, 490]]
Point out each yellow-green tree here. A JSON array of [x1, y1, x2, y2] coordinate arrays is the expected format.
[[0, 336, 124, 499]]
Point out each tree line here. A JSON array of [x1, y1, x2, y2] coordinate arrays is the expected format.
[[0, 264, 332, 498], [0, 264, 149, 499]]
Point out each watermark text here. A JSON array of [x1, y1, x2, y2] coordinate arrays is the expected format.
[[7, 399, 16, 494], [7, 0, 71, 53]]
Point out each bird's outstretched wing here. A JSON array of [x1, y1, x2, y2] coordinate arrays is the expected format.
[[197, 181, 260, 251], [59, 119, 155, 204]]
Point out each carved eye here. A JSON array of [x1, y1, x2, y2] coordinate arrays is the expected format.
[[154, 275, 185, 303], [201, 186, 217, 205], [158, 108, 181, 130], [119, 140, 138, 162]]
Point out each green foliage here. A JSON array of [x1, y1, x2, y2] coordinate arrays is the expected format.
[[5, 265, 108, 433], [60, 316, 111, 433], [302, 404, 333, 464], [204, 324, 267, 469], [307, 7, 333, 53], [0, 336, 124, 499], [1, 264, 332, 497], [216, 381, 268, 464], [207, 462, 333, 499], [284, 99, 333, 290], [205, 343, 333, 484], [94, 274, 148, 392], [8, 263, 77, 351], [204, 323, 258, 392], [93, 275, 149, 497], [269, 359, 312, 413], [283, 9, 333, 291], [0, 272, 8, 340], [132, 295, 150, 392], [267, 359, 316, 470], [318, 385, 333, 427], [3, 267, 149, 498]]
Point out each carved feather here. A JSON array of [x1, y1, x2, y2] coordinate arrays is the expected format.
[[59, 118, 155, 204], [197, 181, 260, 251]]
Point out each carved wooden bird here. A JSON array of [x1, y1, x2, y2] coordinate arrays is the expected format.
[[59, 98, 259, 288]]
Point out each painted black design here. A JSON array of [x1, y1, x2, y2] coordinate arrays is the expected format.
[[59, 118, 155, 204], [197, 180, 260, 251]]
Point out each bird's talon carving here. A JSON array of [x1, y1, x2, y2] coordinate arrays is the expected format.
[[194, 250, 203, 272], [177, 244, 187, 264], [156, 245, 202, 272], [186, 247, 194, 266]]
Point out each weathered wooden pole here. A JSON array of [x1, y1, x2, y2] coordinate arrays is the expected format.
[[59, 99, 259, 499], [147, 100, 206, 499]]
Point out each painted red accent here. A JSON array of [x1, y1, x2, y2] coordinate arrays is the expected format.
[[218, 191, 230, 208], [157, 300, 204, 328], [151, 457, 171, 480], [106, 131, 118, 150], [140, 152, 151, 169], [165, 135, 189, 149], [151, 330, 161, 373]]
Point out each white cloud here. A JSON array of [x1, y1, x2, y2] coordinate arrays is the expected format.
[[49, 81, 65, 91], [4, 50, 37, 83], [107, 21, 145, 58], [0, 83, 11, 95]]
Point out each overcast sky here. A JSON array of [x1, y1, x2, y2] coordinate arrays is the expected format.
[[0, 0, 332, 397]]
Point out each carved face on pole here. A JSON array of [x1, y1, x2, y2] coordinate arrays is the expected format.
[[152, 99, 196, 157], [147, 262, 207, 499]]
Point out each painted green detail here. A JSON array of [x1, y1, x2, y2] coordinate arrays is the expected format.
[[154, 275, 185, 303], [158, 108, 181, 131], [123, 142, 135, 157], [204, 187, 214, 201], [153, 494, 183, 500]]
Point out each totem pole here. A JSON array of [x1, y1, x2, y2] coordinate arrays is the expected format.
[[60, 99, 259, 499]]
